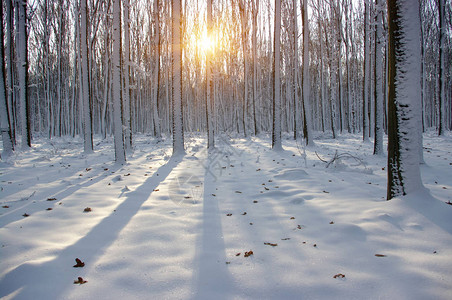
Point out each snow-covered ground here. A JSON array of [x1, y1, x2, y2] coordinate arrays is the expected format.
[[1, 131, 451, 299]]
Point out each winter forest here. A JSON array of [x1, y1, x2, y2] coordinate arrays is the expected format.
[[1, 0, 452, 299]]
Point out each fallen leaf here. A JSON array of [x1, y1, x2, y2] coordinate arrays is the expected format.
[[226, 213, 232, 216], [264, 242, 278, 247], [73, 277, 87, 284], [244, 250, 254, 257], [225, 261, 231, 264], [329, 221, 334, 224], [153, 189, 159, 192], [264, 187, 269, 190], [446, 201, 452, 205], [73, 258, 85, 268], [22, 213, 30, 217], [281, 238, 290, 240], [235, 191, 242, 194], [211, 194, 216, 197], [253, 200, 258, 203], [86, 168, 92, 172], [2, 205, 9, 208], [235, 253, 241, 256], [184, 196, 191, 199], [46, 208, 53, 211], [313, 244, 317, 247], [83, 207, 92, 213], [241, 212, 247, 215], [256, 168, 261, 171], [297, 225, 302, 229], [249, 222, 253, 225], [323, 190, 329, 193], [290, 217, 295, 220], [124, 173, 131, 176], [333, 273, 345, 279], [375, 254, 386, 257], [47, 198, 57, 201]]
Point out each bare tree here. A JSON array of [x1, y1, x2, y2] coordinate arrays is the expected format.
[[172, 0, 184, 155], [387, 0, 423, 199], [272, 0, 282, 150]]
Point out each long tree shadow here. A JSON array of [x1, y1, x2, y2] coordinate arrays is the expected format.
[[0, 164, 122, 228], [193, 151, 236, 299], [0, 156, 181, 299]]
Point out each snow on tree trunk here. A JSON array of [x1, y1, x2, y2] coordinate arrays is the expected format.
[[0, 0, 14, 158], [373, 0, 384, 155], [123, 0, 132, 151], [152, 0, 161, 138], [172, 0, 184, 155], [252, 0, 259, 136], [387, 0, 423, 200], [206, 0, 215, 149], [112, 0, 126, 163], [363, 0, 370, 142], [293, 0, 300, 140], [239, 0, 248, 137], [438, 0, 446, 136], [272, 0, 282, 151], [80, 0, 93, 154], [17, 0, 31, 149], [301, 0, 314, 146]]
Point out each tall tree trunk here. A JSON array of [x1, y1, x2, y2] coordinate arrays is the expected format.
[[272, 0, 282, 150], [301, 0, 314, 146], [123, 0, 132, 150], [81, 0, 93, 153], [387, 0, 423, 199], [152, 0, 161, 138], [6, 0, 15, 144], [112, 0, 126, 163], [438, 0, 445, 135], [363, 0, 370, 141], [172, 0, 184, 155], [373, 0, 384, 155], [0, 0, 14, 158], [16, 0, 31, 149], [252, 0, 259, 135], [239, 0, 248, 137], [206, 0, 214, 148], [293, 0, 300, 140]]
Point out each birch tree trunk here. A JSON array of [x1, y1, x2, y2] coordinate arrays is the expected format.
[[239, 0, 248, 137], [387, 0, 423, 199], [81, 0, 93, 153], [252, 0, 259, 135], [0, 0, 14, 158], [272, 0, 282, 150], [172, 0, 184, 155], [293, 0, 300, 140], [16, 0, 31, 149]]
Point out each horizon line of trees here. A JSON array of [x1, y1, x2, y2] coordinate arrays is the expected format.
[[1, 0, 451, 161]]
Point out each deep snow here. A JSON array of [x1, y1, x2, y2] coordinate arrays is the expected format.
[[1, 131, 451, 299]]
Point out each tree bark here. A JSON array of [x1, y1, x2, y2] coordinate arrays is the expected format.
[[387, 0, 423, 199]]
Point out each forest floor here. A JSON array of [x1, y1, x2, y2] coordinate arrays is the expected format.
[[1, 131, 452, 299]]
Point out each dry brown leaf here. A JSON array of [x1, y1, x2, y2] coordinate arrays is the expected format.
[[333, 273, 345, 279], [375, 254, 386, 257], [73, 258, 85, 268], [264, 242, 278, 247], [83, 207, 92, 213], [244, 250, 254, 257], [226, 213, 232, 216], [73, 277, 87, 284], [47, 198, 57, 201]]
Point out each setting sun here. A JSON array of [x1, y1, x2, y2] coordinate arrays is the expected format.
[[198, 32, 215, 53]]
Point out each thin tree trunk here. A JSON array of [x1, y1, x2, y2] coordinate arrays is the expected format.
[[16, 0, 31, 149], [81, 0, 93, 153], [172, 0, 184, 155], [0, 0, 14, 158], [272, 0, 282, 150], [373, 0, 384, 155]]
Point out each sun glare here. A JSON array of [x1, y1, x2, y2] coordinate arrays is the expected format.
[[199, 32, 215, 53]]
